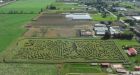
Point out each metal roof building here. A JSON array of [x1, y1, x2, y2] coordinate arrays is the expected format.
[[65, 13, 92, 20]]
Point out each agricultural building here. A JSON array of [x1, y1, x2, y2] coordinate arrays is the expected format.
[[101, 63, 110, 68], [94, 24, 118, 35], [65, 13, 92, 20], [134, 66, 140, 71], [94, 24, 108, 35], [127, 48, 137, 56]]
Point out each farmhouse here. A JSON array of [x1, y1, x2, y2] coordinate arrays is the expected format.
[[127, 48, 137, 56], [65, 13, 92, 21]]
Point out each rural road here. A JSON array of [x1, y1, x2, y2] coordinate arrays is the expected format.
[[105, 8, 129, 26], [0, 0, 16, 7]]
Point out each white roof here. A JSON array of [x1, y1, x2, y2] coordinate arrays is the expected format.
[[133, 16, 140, 21], [95, 27, 108, 31], [94, 24, 106, 27], [66, 13, 92, 20]]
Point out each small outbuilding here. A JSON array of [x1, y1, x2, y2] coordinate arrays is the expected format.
[[65, 13, 92, 21], [127, 48, 137, 56]]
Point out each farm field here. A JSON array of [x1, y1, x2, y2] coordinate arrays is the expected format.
[[91, 13, 117, 21], [62, 63, 102, 75], [0, 63, 57, 75], [4, 38, 128, 63], [0, 0, 55, 13], [0, 14, 36, 52]]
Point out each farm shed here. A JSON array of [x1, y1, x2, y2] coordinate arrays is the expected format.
[[65, 13, 92, 20], [94, 26, 118, 36], [127, 48, 137, 56], [134, 66, 140, 71], [94, 25, 108, 36]]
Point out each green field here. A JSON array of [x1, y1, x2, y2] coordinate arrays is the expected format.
[[91, 13, 117, 21], [0, 0, 55, 13], [48, 2, 81, 13], [62, 63, 102, 75], [0, 14, 36, 52], [0, 63, 57, 75]]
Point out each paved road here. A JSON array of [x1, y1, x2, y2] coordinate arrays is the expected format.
[[0, 0, 16, 7], [105, 8, 129, 26]]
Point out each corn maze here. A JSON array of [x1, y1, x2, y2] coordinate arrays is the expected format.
[[8, 39, 128, 63]]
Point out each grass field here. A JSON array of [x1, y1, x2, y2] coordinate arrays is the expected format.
[[115, 39, 140, 68], [91, 13, 117, 21], [62, 63, 102, 75], [0, 14, 36, 52], [0, 0, 55, 13], [0, 63, 57, 75], [115, 39, 139, 48]]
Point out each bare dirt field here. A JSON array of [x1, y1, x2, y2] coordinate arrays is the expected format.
[[24, 13, 93, 38], [30, 13, 92, 27]]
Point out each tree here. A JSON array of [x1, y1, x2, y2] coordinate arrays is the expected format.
[[103, 30, 111, 39]]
